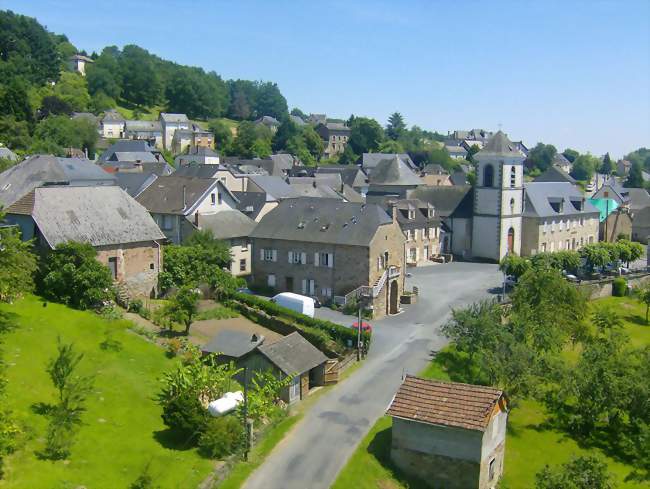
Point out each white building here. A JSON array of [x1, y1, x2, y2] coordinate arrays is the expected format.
[[471, 131, 525, 261], [160, 113, 190, 151]]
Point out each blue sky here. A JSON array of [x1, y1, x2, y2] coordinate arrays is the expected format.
[[4, 0, 649, 157]]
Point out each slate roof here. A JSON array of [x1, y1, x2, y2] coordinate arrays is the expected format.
[[124, 120, 162, 132], [114, 172, 158, 198], [315, 166, 368, 188], [533, 166, 576, 184], [391, 199, 440, 228], [478, 130, 521, 157], [450, 171, 468, 186], [98, 140, 157, 163], [368, 156, 423, 186], [197, 209, 257, 240], [626, 188, 650, 211], [5, 186, 164, 248], [523, 182, 599, 218], [160, 113, 189, 123], [101, 110, 124, 123], [257, 332, 328, 376], [255, 115, 280, 127], [422, 163, 449, 175], [362, 153, 417, 170], [592, 176, 629, 203], [0, 155, 115, 207], [387, 376, 504, 431], [250, 198, 392, 246], [173, 164, 222, 178], [112, 151, 158, 163], [289, 115, 306, 126], [632, 206, 650, 229], [289, 183, 344, 200], [552, 153, 571, 167], [136, 175, 229, 215], [247, 175, 299, 200], [202, 330, 265, 357], [234, 191, 269, 220], [445, 145, 467, 156], [408, 185, 474, 218], [0, 147, 18, 161]]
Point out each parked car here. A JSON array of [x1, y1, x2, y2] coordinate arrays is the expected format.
[[271, 292, 315, 318], [351, 321, 372, 333]]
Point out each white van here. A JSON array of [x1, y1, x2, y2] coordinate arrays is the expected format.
[[271, 292, 316, 318]]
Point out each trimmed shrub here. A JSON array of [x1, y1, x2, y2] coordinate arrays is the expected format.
[[197, 416, 244, 459], [160, 391, 209, 440], [612, 277, 627, 297]]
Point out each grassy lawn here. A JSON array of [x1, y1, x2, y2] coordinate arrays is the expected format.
[[332, 295, 650, 489], [0, 295, 214, 489]]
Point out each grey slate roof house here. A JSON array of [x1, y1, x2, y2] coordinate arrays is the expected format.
[[173, 164, 222, 179], [175, 146, 220, 167], [136, 175, 239, 244], [366, 155, 423, 202], [114, 172, 159, 198], [249, 198, 406, 318], [315, 122, 350, 158], [362, 153, 418, 171], [592, 176, 630, 204], [5, 186, 165, 297], [247, 175, 299, 200], [0, 155, 116, 207], [254, 116, 281, 132], [98, 140, 161, 164], [533, 165, 577, 184], [202, 330, 266, 360], [389, 198, 446, 265]]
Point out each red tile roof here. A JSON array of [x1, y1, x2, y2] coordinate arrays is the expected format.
[[387, 375, 504, 432]]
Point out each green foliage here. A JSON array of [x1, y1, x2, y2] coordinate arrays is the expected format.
[[231, 120, 273, 158], [0, 10, 61, 85], [599, 153, 615, 175], [377, 139, 405, 154], [165, 66, 228, 119], [198, 416, 244, 458], [0, 310, 20, 476], [624, 161, 644, 188], [635, 285, 650, 324], [612, 277, 627, 297], [120, 45, 163, 106], [348, 117, 384, 154], [89, 90, 116, 113], [129, 463, 159, 489], [86, 48, 122, 100], [0, 76, 33, 122], [535, 456, 613, 489], [254, 81, 288, 120], [39, 95, 73, 117], [52, 72, 90, 112], [563, 148, 580, 163], [40, 241, 114, 310], [427, 146, 457, 171], [441, 300, 502, 363], [499, 254, 532, 278], [159, 233, 231, 291], [591, 307, 623, 332], [337, 145, 358, 165], [32, 115, 98, 156], [0, 115, 31, 149], [385, 112, 406, 140], [625, 147, 650, 172], [570, 154, 599, 181], [579, 243, 610, 272], [196, 305, 238, 321], [526, 143, 557, 173], [158, 287, 201, 335], [246, 369, 293, 422], [208, 118, 234, 151], [0, 212, 37, 302]]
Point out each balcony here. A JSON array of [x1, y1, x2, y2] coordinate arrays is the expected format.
[[388, 266, 401, 279]]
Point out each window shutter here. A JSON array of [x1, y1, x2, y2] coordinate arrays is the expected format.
[[314, 253, 319, 267], [272, 250, 277, 262], [288, 251, 293, 263], [301, 252, 307, 264], [328, 253, 334, 268], [260, 248, 265, 261], [301, 279, 307, 295], [309, 279, 315, 295]]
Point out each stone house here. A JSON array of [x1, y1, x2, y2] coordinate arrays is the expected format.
[[387, 376, 508, 489], [420, 164, 452, 186], [68, 54, 93, 75], [366, 155, 423, 202], [124, 120, 163, 148], [389, 199, 444, 266], [5, 186, 165, 298], [249, 198, 406, 317], [315, 122, 350, 158], [175, 147, 220, 167], [521, 182, 600, 255], [234, 191, 279, 222], [592, 176, 630, 205], [100, 110, 125, 138], [254, 116, 281, 133], [445, 145, 468, 160], [533, 165, 576, 185], [136, 175, 239, 244], [193, 209, 257, 277], [159, 113, 190, 151]]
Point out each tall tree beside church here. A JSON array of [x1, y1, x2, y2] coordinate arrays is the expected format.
[[599, 153, 615, 175], [386, 112, 406, 140], [624, 162, 644, 188]]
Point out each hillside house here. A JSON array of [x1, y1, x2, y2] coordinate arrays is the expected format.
[[160, 113, 190, 151], [5, 186, 165, 297], [68, 54, 93, 75], [315, 122, 350, 158], [388, 376, 509, 489]]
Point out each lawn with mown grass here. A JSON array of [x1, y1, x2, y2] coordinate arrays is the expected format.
[[332, 295, 650, 489], [0, 295, 214, 489]]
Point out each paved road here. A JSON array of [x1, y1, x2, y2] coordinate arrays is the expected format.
[[243, 262, 501, 489]]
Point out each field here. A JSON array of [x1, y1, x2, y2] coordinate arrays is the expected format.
[[0, 296, 214, 489], [333, 295, 650, 488]]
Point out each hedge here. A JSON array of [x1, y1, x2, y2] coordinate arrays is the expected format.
[[612, 277, 627, 297], [226, 292, 370, 355]]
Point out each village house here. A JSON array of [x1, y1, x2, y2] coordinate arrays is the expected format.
[[123, 120, 163, 147], [361, 152, 418, 172], [389, 199, 445, 266], [5, 186, 165, 298], [420, 163, 452, 186], [100, 110, 125, 138], [233, 191, 278, 222], [68, 53, 93, 75], [533, 165, 576, 185], [0, 155, 116, 207], [114, 172, 158, 198], [521, 182, 600, 255], [366, 155, 423, 202], [249, 198, 406, 317], [136, 175, 238, 244], [203, 331, 329, 404], [254, 116, 281, 133], [159, 113, 190, 151], [445, 145, 468, 160], [171, 123, 213, 154], [193, 209, 257, 276], [592, 176, 630, 205], [315, 122, 350, 158], [387, 376, 509, 489], [175, 146, 220, 167]]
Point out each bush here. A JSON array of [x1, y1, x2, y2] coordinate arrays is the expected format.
[[128, 299, 144, 314], [197, 416, 244, 459], [612, 277, 627, 297], [138, 307, 152, 320], [165, 338, 183, 358], [248, 283, 276, 296], [160, 391, 209, 441]]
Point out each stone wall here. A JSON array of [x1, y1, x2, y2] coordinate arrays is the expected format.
[[96, 241, 160, 298], [577, 273, 650, 300], [391, 446, 481, 489]]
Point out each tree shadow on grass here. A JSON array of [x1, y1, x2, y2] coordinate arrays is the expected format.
[[625, 314, 648, 327], [366, 426, 429, 489], [153, 428, 196, 452]]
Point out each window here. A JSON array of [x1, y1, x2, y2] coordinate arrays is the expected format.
[[541, 242, 547, 252], [288, 251, 306, 264], [218, 192, 222, 205], [260, 249, 277, 262], [150, 263, 155, 270], [108, 257, 118, 280], [510, 166, 517, 187], [408, 210, 415, 220], [316, 252, 334, 268], [321, 287, 332, 297], [211, 193, 216, 205], [239, 259, 246, 271], [543, 221, 548, 234], [301, 279, 315, 295], [161, 215, 174, 230], [267, 274, 276, 287], [241, 240, 249, 251], [483, 164, 494, 187], [589, 236, 594, 244], [409, 248, 417, 262], [559, 220, 564, 231], [423, 245, 429, 259], [510, 198, 515, 214]]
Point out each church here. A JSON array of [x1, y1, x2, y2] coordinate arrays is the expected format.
[[409, 131, 525, 262]]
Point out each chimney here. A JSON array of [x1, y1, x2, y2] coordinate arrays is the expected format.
[[388, 200, 398, 223]]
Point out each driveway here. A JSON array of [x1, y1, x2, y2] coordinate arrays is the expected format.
[[243, 262, 501, 489]]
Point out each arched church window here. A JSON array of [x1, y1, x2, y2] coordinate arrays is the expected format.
[[507, 227, 515, 253], [483, 164, 494, 187], [510, 198, 515, 214]]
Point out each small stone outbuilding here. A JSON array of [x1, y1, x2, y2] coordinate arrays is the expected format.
[[387, 376, 508, 489]]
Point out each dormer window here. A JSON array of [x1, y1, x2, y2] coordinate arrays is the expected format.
[[571, 199, 583, 211], [427, 206, 434, 218], [549, 198, 563, 214], [408, 210, 415, 220], [211, 193, 216, 205]]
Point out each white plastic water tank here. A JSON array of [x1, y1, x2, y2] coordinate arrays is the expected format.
[[207, 391, 244, 417]]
